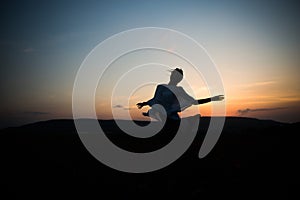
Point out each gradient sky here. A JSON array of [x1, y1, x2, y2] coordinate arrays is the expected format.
[[0, 0, 299, 128]]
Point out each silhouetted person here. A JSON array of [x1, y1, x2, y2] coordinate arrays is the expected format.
[[137, 68, 224, 121], [134, 68, 224, 152]]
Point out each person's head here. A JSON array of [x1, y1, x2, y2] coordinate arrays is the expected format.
[[169, 68, 183, 85]]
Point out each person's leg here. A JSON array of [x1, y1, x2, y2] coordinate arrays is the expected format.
[[159, 117, 180, 143]]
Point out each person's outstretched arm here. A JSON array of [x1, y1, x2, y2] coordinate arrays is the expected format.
[[136, 102, 147, 109], [136, 85, 163, 109], [195, 95, 224, 105]]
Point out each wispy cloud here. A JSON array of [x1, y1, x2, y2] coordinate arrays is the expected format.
[[240, 81, 276, 88], [237, 107, 287, 115], [23, 47, 35, 53], [113, 105, 123, 108], [113, 105, 133, 110], [23, 111, 51, 116]]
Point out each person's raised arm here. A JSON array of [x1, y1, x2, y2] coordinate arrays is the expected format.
[[195, 95, 224, 105]]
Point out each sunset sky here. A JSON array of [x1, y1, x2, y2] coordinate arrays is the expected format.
[[0, 0, 299, 128]]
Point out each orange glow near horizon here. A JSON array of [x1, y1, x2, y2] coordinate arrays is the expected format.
[[94, 73, 300, 123]]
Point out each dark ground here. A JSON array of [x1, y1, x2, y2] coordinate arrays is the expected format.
[[0, 117, 299, 199]]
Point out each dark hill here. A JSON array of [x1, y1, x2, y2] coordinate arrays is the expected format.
[[0, 117, 298, 199]]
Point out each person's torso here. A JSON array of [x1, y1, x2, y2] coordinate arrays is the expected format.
[[159, 84, 181, 113]]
